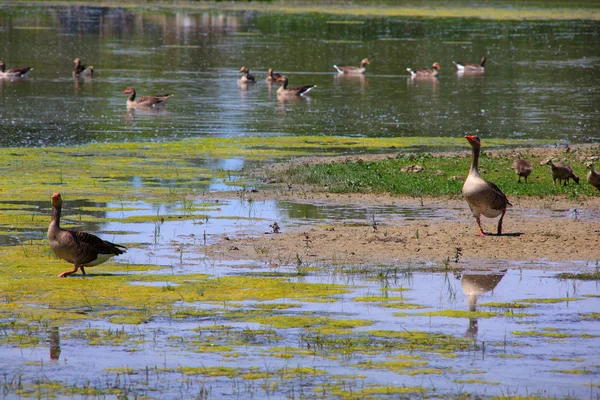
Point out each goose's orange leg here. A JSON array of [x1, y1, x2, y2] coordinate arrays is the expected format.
[[475, 216, 487, 237], [59, 264, 79, 278]]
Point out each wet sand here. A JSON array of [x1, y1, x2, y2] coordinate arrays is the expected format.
[[204, 148, 600, 271]]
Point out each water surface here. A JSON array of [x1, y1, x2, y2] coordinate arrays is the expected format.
[[0, 4, 598, 148]]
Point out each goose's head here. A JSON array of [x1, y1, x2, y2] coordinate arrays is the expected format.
[[51, 193, 63, 208], [465, 135, 481, 149]]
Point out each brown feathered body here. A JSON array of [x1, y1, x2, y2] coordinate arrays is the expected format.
[[513, 156, 533, 183], [73, 58, 94, 77], [453, 56, 486, 73], [266, 68, 283, 82], [48, 193, 126, 277], [276, 76, 315, 96], [407, 62, 440, 78], [333, 58, 370, 75], [541, 159, 579, 186], [586, 163, 600, 190], [123, 87, 172, 107], [0, 61, 33, 77], [238, 67, 256, 83], [462, 136, 511, 236]]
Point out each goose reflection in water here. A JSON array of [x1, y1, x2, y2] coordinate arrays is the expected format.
[[460, 270, 507, 339], [49, 326, 61, 361], [333, 73, 368, 91]]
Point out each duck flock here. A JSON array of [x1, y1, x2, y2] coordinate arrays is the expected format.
[[2, 56, 597, 276]]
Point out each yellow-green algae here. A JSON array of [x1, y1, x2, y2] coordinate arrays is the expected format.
[[326, 385, 427, 399], [512, 330, 597, 339], [552, 369, 593, 375], [412, 309, 536, 318], [550, 357, 584, 362], [515, 297, 582, 304], [367, 330, 474, 354], [354, 359, 444, 376], [0, 242, 350, 330], [480, 302, 532, 309], [0, 136, 550, 206], [580, 312, 600, 321], [454, 379, 501, 385]]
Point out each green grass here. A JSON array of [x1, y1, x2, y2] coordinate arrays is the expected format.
[[275, 150, 596, 199]]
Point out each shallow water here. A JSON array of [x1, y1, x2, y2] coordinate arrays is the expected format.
[[1, 197, 600, 398], [0, 4, 598, 148], [1, 3, 600, 398], [1, 267, 599, 399]]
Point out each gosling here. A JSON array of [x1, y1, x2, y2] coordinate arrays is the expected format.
[[586, 162, 600, 190], [512, 156, 532, 183], [541, 159, 579, 186]]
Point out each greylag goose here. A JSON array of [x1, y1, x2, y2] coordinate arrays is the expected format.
[[122, 87, 173, 107], [453, 56, 486, 73], [462, 135, 511, 236], [333, 58, 370, 75], [0, 61, 33, 77], [238, 67, 256, 84], [586, 162, 600, 190], [512, 155, 533, 183], [276, 76, 315, 96], [73, 58, 94, 77], [407, 62, 440, 78], [48, 193, 126, 277], [541, 159, 579, 186], [266, 68, 283, 83]]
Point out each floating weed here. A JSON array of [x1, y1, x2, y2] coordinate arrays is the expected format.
[[480, 302, 532, 309], [353, 296, 408, 302], [454, 379, 501, 385], [557, 271, 600, 281], [515, 297, 582, 304], [242, 315, 373, 332], [325, 384, 426, 400], [69, 327, 142, 346], [496, 353, 524, 359], [511, 330, 597, 339], [411, 309, 536, 318], [552, 369, 593, 374], [549, 357, 584, 362], [579, 312, 600, 321]]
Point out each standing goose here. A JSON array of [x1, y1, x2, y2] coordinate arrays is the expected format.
[[73, 58, 94, 77], [48, 193, 126, 277], [122, 87, 173, 108], [0, 61, 33, 77], [266, 68, 283, 83], [276, 76, 315, 97], [453, 56, 487, 73], [238, 67, 256, 84], [541, 159, 579, 186], [407, 62, 440, 78], [512, 155, 533, 183], [333, 58, 370, 75], [462, 135, 511, 236], [586, 162, 600, 190]]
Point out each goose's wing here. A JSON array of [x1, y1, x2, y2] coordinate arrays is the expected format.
[[288, 85, 314, 95], [485, 181, 511, 209], [70, 230, 126, 264]]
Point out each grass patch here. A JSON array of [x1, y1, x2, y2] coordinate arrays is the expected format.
[[272, 149, 596, 199], [557, 271, 600, 281]]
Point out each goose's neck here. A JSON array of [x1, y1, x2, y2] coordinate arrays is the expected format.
[[281, 79, 288, 89], [51, 205, 61, 228], [128, 90, 136, 102], [470, 146, 481, 176], [0, 64, 4, 73]]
